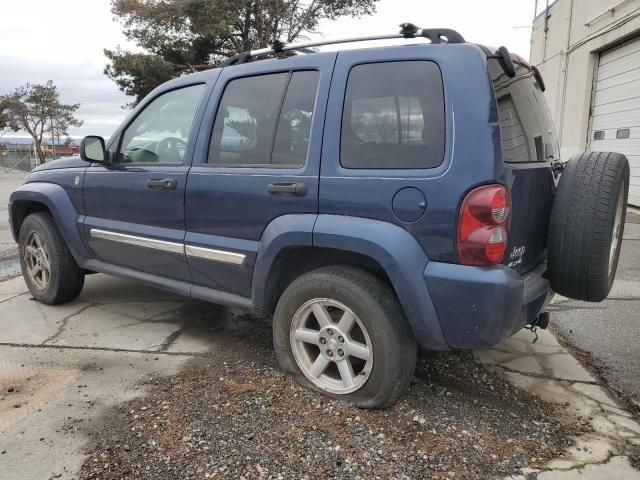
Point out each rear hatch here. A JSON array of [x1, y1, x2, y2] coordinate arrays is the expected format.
[[488, 55, 558, 274]]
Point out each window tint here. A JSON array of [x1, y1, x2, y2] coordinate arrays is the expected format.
[[207, 71, 318, 167], [271, 71, 319, 166], [118, 84, 205, 164], [490, 59, 558, 163], [340, 61, 444, 169], [497, 96, 530, 163], [534, 135, 544, 162]]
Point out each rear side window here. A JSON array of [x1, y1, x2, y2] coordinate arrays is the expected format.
[[208, 71, 319, 167], [340, 61, 445, 169]]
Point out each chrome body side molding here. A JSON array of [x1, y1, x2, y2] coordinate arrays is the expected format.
[[90, 228, 184, 254], [185, 244, 245, 265], [89, 228, 246, 265]]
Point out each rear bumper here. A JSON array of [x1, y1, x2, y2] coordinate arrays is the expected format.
[[424, 261, 550, 349]]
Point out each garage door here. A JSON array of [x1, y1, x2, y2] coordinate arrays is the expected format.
[[589, 37, 640, 206]]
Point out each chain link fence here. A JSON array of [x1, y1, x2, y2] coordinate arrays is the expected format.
[[1, 144, 39, 172]]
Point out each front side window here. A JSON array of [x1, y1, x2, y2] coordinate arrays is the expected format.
[[208, 71, 319, 167], [341, 61, 445, 169], [118, 84, 205, 164]]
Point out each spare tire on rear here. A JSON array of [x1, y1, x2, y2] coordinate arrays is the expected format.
[[547, 151, 629, 302]]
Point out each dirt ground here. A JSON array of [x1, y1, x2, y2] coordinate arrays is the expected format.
[[77, 314, 582, 480]]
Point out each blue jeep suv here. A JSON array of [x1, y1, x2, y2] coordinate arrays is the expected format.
[[9, 26, 629, 407]]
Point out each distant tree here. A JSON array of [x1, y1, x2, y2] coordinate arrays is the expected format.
[[0, 103, 9, 137], [106, 0, 378, 105], [0, 81, 82, 163]]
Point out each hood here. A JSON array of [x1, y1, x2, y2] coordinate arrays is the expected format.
[[32, 156, 88, 172]]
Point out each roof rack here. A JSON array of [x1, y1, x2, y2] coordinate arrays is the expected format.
[[219, 23, 465, 67]]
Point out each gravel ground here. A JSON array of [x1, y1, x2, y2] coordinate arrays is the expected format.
[[77, 313, 586, 480]]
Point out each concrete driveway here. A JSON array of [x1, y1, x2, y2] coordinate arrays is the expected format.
[[0, 274, 232, 479], [1, 271, 639, 479], [0, 172, 25, 279]]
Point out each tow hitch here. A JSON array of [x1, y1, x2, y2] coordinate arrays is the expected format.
[[524, 311, 549, 344]]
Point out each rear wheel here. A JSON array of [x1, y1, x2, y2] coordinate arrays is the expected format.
[[18, 212, 85, 304], [273, 266, 417, 408], [547, 151, 629, 301]]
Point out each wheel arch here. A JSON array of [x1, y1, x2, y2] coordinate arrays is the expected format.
[[253, 214, 449, 350], [10, 183, 91, 263], [10, 199, 51, 241], [260, 245, 393, 315]]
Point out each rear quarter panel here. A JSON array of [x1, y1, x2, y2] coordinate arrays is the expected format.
[[319, 43, 506, 263]]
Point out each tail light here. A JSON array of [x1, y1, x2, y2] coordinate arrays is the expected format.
[[457, 184, 510, 266]]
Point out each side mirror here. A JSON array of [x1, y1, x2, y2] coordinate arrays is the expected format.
[[80, 136, 108, 163]]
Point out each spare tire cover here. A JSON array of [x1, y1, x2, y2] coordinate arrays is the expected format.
[[547, 151, 629, 302]]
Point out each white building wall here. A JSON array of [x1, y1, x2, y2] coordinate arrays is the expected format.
[[530, 0, 640, 160]]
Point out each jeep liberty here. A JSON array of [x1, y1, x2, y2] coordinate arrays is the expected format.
[[9, 25, 630, 407]]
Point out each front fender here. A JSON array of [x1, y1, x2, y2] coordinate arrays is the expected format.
[[9, 183, 91, 262], [313, 215, 447, 350]]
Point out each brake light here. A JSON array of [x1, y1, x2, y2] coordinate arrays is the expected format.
[[457, 184, 510, 266], [513, 54, 532, 70]]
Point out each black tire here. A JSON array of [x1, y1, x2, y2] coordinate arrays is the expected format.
[[18, 212, 85, 304], [273, 265, 417, 408], [547, 151, 629, 301]]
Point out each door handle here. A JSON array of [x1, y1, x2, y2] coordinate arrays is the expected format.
[[146, 178, 177, 190], [267, 182, 307, 196]]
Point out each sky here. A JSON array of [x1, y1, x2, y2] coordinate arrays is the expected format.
[[0, 0, 536, 141]]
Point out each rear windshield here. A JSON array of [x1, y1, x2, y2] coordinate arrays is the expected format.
[[488, 58, 559, 163], [341, 61, 445, 169]]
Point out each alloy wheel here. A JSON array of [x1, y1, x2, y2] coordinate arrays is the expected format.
[[290, 298, 373, 394], [23, 231, 51, 290]]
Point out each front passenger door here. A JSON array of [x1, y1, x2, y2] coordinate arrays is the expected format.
[[83, 83, 207, 282]]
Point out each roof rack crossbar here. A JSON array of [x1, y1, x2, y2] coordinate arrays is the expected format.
[[219, 24, 465, 67]]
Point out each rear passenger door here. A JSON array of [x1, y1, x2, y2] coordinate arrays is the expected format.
[[185, 53, 336, 298]]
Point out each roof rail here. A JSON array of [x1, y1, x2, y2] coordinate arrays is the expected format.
[[219, 23, 465, 67]]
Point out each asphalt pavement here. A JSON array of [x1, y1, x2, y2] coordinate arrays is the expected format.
[[551, 211, 640, 409]]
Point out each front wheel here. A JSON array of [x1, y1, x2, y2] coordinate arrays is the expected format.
[[273, 266, 417, 408], [18, 212, 85, 305]]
